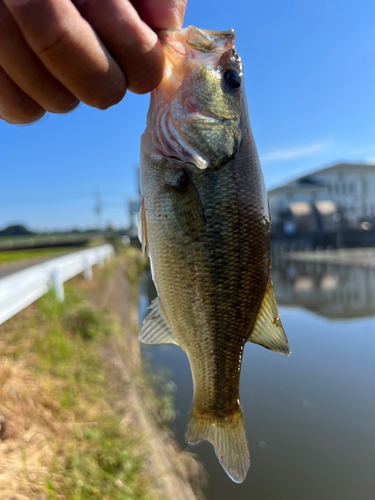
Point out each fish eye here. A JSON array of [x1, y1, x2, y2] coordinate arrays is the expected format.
[[223, 69, 241, 90]]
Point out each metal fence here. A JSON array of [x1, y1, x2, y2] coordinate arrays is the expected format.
[[0, 244, 114, 326]]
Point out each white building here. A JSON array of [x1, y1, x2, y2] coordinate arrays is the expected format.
[[268, 163, 375, 229]]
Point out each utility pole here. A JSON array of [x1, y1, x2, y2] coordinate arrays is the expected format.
[[125, 199, 128, 230], [94, 190, 103, 235]]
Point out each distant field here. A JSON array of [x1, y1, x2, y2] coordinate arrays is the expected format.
[[0, 233, 97, 250], [0, 247, 75, 265]]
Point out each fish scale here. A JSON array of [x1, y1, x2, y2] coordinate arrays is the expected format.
[[139, 26, 290, 483]]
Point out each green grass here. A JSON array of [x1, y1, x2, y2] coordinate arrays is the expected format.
[[0, 247, 75, 265], [3, 280, 153, 500], [57, 422, 150, 500], [122, 247, 149, 296]]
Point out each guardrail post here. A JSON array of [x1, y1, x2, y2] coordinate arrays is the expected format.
[[51, 269, 64, 302], [83, 258, 93, 281], [98, 253, 105, 269]]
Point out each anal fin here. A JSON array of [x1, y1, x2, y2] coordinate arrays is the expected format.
[[139, 298, 178, 345], [248, 275, 291, 355]]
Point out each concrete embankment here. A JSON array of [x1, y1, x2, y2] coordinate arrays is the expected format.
[[280, 248, 375, 267]]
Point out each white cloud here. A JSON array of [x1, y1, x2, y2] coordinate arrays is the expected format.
[[260, 141, 328, 163]]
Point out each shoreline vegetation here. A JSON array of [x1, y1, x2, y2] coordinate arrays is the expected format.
[[0, 248, 204, 499]]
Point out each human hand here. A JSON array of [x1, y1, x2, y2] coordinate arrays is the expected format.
[[0, 0, 187, 124]]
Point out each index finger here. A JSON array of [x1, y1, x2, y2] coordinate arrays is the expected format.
[[132, 0, 187, 30], [3, 0, 126, 110]]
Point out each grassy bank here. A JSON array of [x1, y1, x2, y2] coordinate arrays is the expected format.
[[0, 273, 151, 498], [0, 250, 201, 499]]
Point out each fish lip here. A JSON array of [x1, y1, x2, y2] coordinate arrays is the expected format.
[[156, 27, 235, 39], [185, 27, 235, 53], [157, 27, 236, 53]]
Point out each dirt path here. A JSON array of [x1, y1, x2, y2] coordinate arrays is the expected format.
[[93, 260, 204, 500]]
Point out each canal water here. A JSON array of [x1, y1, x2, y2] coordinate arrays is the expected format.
[[138, 260, 375, 500]]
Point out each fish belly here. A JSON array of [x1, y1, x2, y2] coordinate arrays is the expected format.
[[140, 150, 270, 482]]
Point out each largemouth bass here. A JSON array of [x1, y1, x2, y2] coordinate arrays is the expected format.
[[138, 26, 290, 483]]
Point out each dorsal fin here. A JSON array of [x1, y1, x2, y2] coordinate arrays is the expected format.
[[247, 276, 290, 355], [139, 298, 178, 345], [137, 198, 148, 257]]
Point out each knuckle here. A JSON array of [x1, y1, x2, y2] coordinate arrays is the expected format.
[[36, 28, 74, 63]]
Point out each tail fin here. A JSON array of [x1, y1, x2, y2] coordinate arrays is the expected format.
[[186, 405, 250, 483]]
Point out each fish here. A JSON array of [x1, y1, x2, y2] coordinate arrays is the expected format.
[[138, 26, 290, 483]]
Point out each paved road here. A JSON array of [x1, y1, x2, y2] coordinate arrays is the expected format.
[[0, 256, 61, 280]]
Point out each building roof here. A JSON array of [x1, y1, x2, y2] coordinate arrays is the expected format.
[[268, 162, 375, 195], [268, 180, 328, 196], [315, 162, 375, 175]]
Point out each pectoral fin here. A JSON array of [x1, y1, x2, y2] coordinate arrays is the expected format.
[[139, 298, 178, 345], [137, 198, 148, 257], [248, 276, 290, 355], [168, 170, 206, 238]]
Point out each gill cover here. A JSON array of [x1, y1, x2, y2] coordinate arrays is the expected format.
[[141, 26, 243, 169]]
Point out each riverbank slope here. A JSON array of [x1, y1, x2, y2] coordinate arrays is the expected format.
[[0, 249, 203, 499]]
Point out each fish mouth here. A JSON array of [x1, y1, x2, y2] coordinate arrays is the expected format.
[[156, 27, 236, 80], [158, 27, 235, 54], [185, 27, 235, 53]]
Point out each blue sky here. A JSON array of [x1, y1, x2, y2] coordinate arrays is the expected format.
[[1, 0, 374, 231]]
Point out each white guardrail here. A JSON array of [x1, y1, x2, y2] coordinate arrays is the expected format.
[[0, 244, 114, 326]]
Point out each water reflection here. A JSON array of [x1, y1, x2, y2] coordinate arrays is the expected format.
[[273, 260, 375, 318], [138, 261, 375, 500]]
